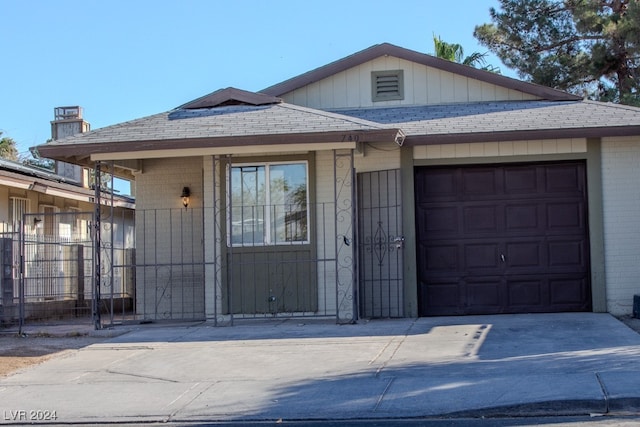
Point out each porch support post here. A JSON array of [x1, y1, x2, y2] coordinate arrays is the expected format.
[[93, 161, 101, 330], [400, 145, 418, 317], [334, 149, 356, 323], [586, 137, 607, 312], [204, 155, 230, 325]]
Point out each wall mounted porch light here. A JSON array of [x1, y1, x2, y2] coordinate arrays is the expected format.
[[33, 217, 42, 227], [181, 187, 191, 209]]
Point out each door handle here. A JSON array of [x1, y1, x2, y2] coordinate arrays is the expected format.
[[392, 236, 405, 249], [500, 254, 505, 263]]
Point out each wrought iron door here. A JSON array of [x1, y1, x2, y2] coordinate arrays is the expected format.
[[357, 170, 404, 318]]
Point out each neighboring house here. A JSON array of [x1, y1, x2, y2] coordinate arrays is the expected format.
[[33, 43, 640, 323], [0, 158, 134, 324]]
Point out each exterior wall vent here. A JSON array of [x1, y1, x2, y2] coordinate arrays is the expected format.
[[372, 70, 404, 102]]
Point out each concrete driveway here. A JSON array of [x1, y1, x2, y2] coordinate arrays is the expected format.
[[1, 313, 640, 424]]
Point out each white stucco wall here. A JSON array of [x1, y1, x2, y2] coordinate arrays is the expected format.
[[601, 136, 640, 315]]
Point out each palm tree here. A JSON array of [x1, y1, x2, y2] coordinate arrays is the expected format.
[[432, 34, 499, 73]]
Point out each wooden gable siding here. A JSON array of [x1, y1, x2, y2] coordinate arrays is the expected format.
[[280, 56, 540, 109], [414, 138, 588, 160]]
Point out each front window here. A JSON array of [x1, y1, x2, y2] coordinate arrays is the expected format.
[[229, 161, 308, 246]]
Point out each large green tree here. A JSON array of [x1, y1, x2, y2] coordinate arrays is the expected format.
[[0, 131, 19, 161], [474, 0, 640, 105]]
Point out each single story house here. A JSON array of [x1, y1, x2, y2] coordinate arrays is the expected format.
[[33, 43, 640, 323]]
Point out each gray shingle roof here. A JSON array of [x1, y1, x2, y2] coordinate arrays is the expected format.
[[35, 96, 640, 162], [333, 100, 640, 144], [40, 102, 393, 147]]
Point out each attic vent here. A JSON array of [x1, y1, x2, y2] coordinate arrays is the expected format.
[[372, 70, 404, 102]]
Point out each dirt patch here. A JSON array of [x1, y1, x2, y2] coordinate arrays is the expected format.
[[0, 333, 106, 378]]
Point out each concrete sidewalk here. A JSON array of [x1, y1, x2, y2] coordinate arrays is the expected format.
[[1, 313, 640, 424]]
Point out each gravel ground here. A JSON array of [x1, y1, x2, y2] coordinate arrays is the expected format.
[[1, 315, 640, 378]]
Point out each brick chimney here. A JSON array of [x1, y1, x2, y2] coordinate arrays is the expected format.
[[51, 106, 90, 186]]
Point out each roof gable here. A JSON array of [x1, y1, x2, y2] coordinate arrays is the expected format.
[[261, 43, 581, 102], [178, 87, 282, 109]]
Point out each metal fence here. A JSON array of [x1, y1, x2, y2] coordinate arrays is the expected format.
[[129, 202, 355, 325], [0, 213, 95, 329], [1, 151, 359, 328], [0, 204, 356, 329], [0, 211, 136, 331]]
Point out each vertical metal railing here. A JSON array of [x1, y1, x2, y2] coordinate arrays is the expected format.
[[11, 212, 96, 331], [334, 149, 357, 324], [2, 148, 361, 328]]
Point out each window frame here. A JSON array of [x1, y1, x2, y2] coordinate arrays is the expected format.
[[227, 160, 310, 247]]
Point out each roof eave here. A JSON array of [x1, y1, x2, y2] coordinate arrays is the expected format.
[[34, 128, 403, 160]]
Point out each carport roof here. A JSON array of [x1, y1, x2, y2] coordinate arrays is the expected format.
[[335, 100, 640, 144]]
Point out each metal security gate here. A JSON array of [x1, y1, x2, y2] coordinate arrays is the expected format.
[[0, 208, 134, 331], [357, 169, 404, 318], [207, 151, 357, 324], [126, 150, 357, 325], [12, 212, 96, 328]]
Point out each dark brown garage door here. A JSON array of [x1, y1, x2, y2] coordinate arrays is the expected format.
[[415, 162, 591, 316]]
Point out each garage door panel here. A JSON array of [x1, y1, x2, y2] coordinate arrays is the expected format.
[[547, 202, 585, 230], [465, 243, 500, 269], [466, 278, 502, 308], [420, 280, 461, 314], [549, 277, 589, 305], [418, 206, 459, 235], [504, 166, 539, 195], [505, 204, 541, 232], [416, 168, 457, 200], [507, 279, 543, 306], [462, 168, 498, 196], [421, 244, 459, 273], [505, 241, 542, 268], [416, 161, 591, 316], [464, 205, 499, 233], [545, 164, 584, 194], [548, 240, 586, 269]]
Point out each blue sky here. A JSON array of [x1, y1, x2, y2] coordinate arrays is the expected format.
[[2, 0, 508, 158]]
